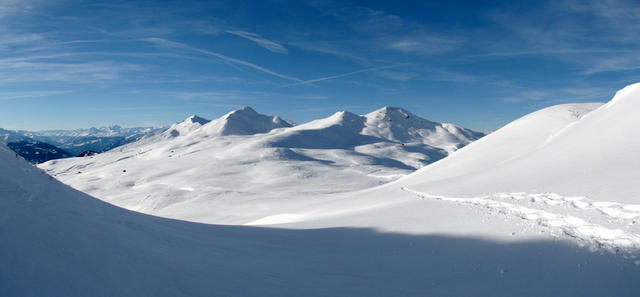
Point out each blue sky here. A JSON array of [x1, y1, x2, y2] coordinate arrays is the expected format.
[[1, 0, 639, 132]]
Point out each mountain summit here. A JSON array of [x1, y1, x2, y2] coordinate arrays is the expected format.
[[268, 106, 485, 154], [201, 106, 294, 136], [165, 115, 211, 137], [163, 107, 293, 138], [363, 106, 484, 153]]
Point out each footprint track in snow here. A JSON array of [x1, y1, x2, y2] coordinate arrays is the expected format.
[[495, 192, 640, 221], [401, 187, 640, 257]]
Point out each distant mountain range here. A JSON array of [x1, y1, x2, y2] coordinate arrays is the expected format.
[[0, 126, 164, 163], [18, 125, 163, 155], [2, 106, 485, 168]]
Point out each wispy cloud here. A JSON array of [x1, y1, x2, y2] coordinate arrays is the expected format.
[[496, 84, 613, 104], [281, 65, 398, 87], [481, 0, 640, 75], [386, 35, 461, 54], [0, 90, 71, 100], [0, 60, 138, 83], [171, 91, 256, 101], [227, 30, 288, 54], [143, 37, 303, 82], [0, 0, 36, 19], [471, 48, 637, 58], [286, 40, 372, 65], [420, 69, 483, 84], [581, 54, 640, 74], [558, 0, 640, 43], [308, 2, 462, 55], [373, 69, 416, 81]]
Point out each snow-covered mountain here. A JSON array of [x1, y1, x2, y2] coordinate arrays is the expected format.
[[160, 107, 293, 139], [265, 107, 483, 168], [163, 115, 211, 137], [39, 106, 483, 224], [4, 84, 640, 296], [363, 107, 483, 153], [200, 106, 294, 136]]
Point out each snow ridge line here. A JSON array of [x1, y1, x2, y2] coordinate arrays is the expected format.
[[400, 187, 640, 256]]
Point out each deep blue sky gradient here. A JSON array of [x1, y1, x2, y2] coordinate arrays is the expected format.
[[1, 0, 639, 131]]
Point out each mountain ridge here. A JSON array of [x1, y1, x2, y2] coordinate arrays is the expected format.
[[39, 105, 484, 224]]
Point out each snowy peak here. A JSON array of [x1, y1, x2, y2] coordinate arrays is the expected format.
[[605, 82, 640, 109], [365, 106, 439, 132], [294, 110, 365, 132], [362, 106, 484, 152], [335, 110, 364, 122], [165, 115, 211, 137], [368, 106, 434, 125], [225, 106, 259, 118], [185, 115, 211, 126], [327, 111, 366, 129], [202, 107, 294, 136], [272, 115, 294, 127]]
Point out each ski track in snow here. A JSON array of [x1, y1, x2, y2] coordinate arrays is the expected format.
[[401, 187, 640, 257]]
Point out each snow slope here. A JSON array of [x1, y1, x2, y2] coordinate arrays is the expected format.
[[39, 106, 482, 224], [401, 83, 640, 203], [3, 142, 640, 296]]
